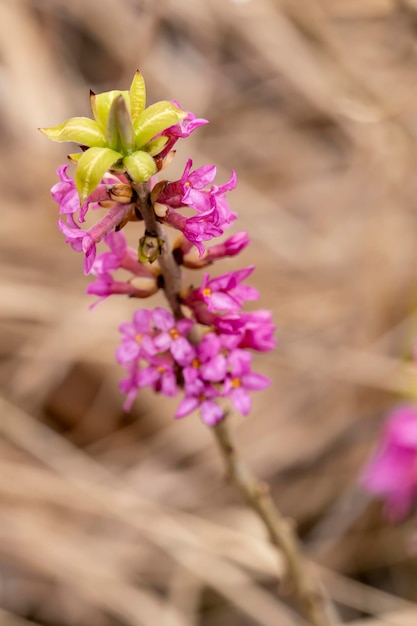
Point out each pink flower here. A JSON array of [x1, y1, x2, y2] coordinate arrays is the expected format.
[[236, 310, 277, 352], [361, 405, 417, 520], [158, 109, 209, 158], [51, 165, 82, 215], [59, 203, 131, 274], [150, 308, 195, 365], [137, 356, 178, 397], [204, 232, 250, 263], [176, 380, 223, 426], [155, 160, 237, 255], [156, 159, 217, 209], [116, 309, 155, 365], [51, 165, 117, 221], [182, 333, 228, 392], [187, 267, 259, 313], [87, 232, 159, 305], [223, 349, 270, 416]]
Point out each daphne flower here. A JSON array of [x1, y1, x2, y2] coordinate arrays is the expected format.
[[59, 203, 131, 274], [137, 356, 178, 397], [223, 349, 271, 416], [176, 379, 223, 426], [116, 309, 155, 365], [51, 165, 82, 215], [361, 405, 417, 520], [182, 333, 228, 392], [151, 308, 195, 365], [158, 108, 209, 158], [187, 267, 258, 313], [237, 310, 277, 352]]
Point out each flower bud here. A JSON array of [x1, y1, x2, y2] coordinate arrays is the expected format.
[[138, 235, 164, 263], [109, 183, 133, 204]]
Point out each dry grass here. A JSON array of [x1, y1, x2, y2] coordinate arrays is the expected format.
[[2, 0, 417, 623]]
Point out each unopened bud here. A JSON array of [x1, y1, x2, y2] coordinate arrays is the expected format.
[[154, 202, 168, 218], [109, 183, 133, 204], [138, 235, 164, 263], [154, 150, 176, 172]]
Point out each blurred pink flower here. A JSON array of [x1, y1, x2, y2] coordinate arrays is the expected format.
[[361, 405, 417, 520]]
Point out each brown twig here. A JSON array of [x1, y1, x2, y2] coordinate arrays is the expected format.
[[213, 415, 335, 626], [133, 180, 183, 320], [132, 182, 334, 625]]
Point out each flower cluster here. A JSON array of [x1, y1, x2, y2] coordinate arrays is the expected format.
[[44, 71, 276, 425]]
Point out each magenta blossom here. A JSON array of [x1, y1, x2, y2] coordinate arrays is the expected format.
[[136, 356, 178, 398], [176, 380, 223, 426], [158, 108, 209, 158], [205, 232, 250, 263], [51, 165, 82, 215], [51, 165, 120, 222], [236, 310, 277, 352], [58, 203, 131, 274], [186, 267, 259, 313], [87, 232, 159, 305], [150, 308, 195, 365], [223, 349, 271, 416], [361, 405, 417, 520], [156, 159, 217, 209], [155, 159, 237, 255], [116, 309, 156, 365], [182, 333, 228, 392]]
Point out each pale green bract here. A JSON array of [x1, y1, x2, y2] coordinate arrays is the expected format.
[[75, 147, 122, 203], [40, 71, 186, 200]]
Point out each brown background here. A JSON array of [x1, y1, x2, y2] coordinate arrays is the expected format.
[[1, 0, 417, 624]]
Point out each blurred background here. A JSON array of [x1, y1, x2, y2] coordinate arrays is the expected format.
[[2, 0, 417, 624]]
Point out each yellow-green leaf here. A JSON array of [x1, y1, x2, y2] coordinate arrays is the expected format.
[[75, 147, 122, 202], [129, 71, 146, 124], [134, 101, 186, 148], [91, 90, 130, 130], [123, 151, 156, 183], [143, 136, 169, 156], [39, 117, 106, 147], [68, 153, 82, 163]]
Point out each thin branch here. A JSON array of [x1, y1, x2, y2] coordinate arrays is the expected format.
[[132, 181, 335, 625], [213, 415, 336, 626], [133, 180, 183, 320]]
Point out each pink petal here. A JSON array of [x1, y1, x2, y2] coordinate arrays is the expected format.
[[176, 396, 199, 419], [231, 388, 251, 416], [200, 401, 224, 426]]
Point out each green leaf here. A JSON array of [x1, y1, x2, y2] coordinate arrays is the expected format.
[[75, 147, 122, 202], [68, 153, 82, 163], [39, 117, 106, 147], [90, 90, 130, 130], [123, 151, 156, 183], [143, 136, 169, 156], [134, 101, 186, 148], [113, 96, 135, 152], [129, 71, 146, 124]]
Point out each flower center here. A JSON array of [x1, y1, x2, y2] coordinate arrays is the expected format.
[[136, 333, 143, 343], [202, 287, 211, 297], [169, 328, 180, 340], [184, 181, 191, 187], [231, 377, 241, 389], [192, 358, 201, 369], [157, 365, 166, 373]]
